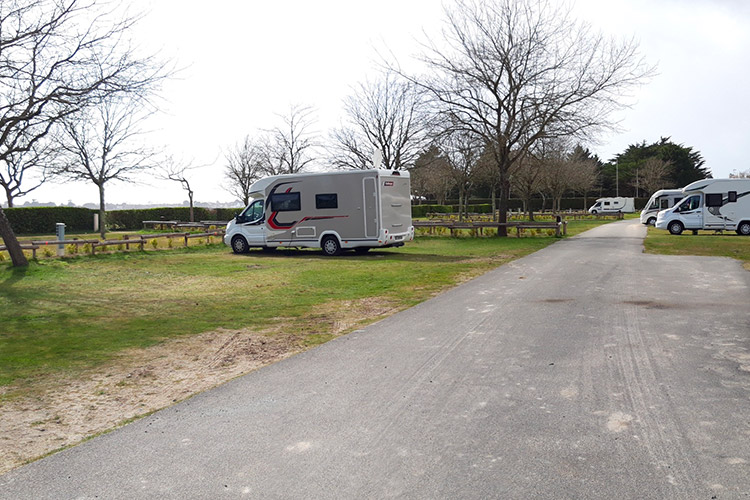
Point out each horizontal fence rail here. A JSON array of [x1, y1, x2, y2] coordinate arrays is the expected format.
[[2, 230, 225, 260]]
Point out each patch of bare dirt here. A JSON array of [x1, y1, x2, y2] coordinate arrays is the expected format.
[[0, 297, 399, 475]]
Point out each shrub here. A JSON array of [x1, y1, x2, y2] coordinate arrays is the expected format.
[[150, 238, 159, 249], [66, 244, 79, 255]]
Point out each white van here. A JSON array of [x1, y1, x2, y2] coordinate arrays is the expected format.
[[655, 178, 750, 235], [640, 189, 684, 225], [588, 197, 635, 214], [224, 169, 415, 255]]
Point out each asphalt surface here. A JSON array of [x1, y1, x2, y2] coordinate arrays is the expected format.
[[2, 220, 750, 499]]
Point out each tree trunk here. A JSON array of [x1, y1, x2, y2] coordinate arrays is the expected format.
[[491, 187, 497, 222], [496, 178, 510, 237], [98, 183, 106, 239], [458, 188, 464, 221], [4, 187, 13, 208], [189, 195, 195, 222], [524, 198, 535, 221], [0, 206, 28, 266]]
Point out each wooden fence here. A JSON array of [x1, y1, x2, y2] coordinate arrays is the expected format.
[[1, 230, 225, 259], [413, 220, 567, 237]]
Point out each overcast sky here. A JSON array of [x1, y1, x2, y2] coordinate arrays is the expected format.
[[17, 0, 750, 207]]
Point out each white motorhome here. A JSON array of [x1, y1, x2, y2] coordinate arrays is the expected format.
[[588, 197, 635, 214], [224, 169, 415, 256], [639, 189, 684, 225], [655, 178, 750, 235]]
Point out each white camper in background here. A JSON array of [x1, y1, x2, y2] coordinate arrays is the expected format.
[[655, 178, 750, 235], [588, 197, 635, 214], [224, 169, 414, 256], [640, 189, 684, 225]]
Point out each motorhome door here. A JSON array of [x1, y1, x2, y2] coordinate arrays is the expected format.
[[674, 194, 702, 228], [363, 177, 378, 238]]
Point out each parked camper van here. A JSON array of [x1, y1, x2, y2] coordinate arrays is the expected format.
[[655, 178, 750, 235], [224, 169, 415, 256], [588, 197, 635, 214], [640, 189, 684, 225]]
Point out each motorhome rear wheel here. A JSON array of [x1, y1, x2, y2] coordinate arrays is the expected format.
[[737, 221, 750, 236], [668, 221, 684, 235], [231, 235, 250, 254], [321, 235, 342, 256]]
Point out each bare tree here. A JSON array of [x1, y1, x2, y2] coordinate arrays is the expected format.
[[0, 0, 171, 266], [396, 0, 651, 235], [411, 146, 455, 205], [638, 157, 673, 195], [224, 136, 265, 206], [262, 104, 317, 175], [158, 158, 202, 222], [0, 136, 57, 207], [568, 149, 600, 210], [730, 169, 750, 179], [54, 97, 158, 238], [538, 140, 576, 213], [329, 74, 428, 170], [440, 128, 484, 220], [510, 152, 545, 220]]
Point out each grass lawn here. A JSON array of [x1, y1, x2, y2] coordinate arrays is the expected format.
[[644, 226, 750, 270], [0, 219, 605, 389]]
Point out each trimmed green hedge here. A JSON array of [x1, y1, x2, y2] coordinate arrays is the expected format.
[[106, 207, 242, 230], [4, 206, 244, 234], [4, 206, 96, 234]]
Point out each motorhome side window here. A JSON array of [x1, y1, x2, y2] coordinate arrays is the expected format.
[[729, 191, 737, 203], [315, 193, 338, 209], [604, 201, 610, 206], [706, 193, 723, 207], [270, 192, 301, 212]]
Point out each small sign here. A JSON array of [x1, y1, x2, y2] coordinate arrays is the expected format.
[[384, 181, 394, 186]]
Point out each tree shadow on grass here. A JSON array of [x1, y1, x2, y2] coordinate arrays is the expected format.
[[0, 266, 28, 288]]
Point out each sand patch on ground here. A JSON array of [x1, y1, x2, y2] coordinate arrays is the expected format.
[[0, 297, 398, 475]]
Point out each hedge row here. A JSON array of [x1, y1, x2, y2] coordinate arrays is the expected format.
[[4, 206, 244, 234], [4, 207, 96, 234], [106, 207, 242, 230]]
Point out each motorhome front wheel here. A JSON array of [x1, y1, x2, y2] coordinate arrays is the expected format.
[[668, 221, 684, 235], [737, 221, 750, 236], [231, 235, 250, 254]]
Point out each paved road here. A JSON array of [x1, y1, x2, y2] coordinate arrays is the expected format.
[[2, 220, 750, 499]]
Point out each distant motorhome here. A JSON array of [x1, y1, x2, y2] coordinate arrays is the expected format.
[[640, 189, 684, 225], [588, 197, 635, 214], [655, 178, 750, 235], [224, 169, 414, 256]]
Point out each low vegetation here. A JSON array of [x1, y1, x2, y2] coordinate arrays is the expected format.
[[645, 227, 750, 270]]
